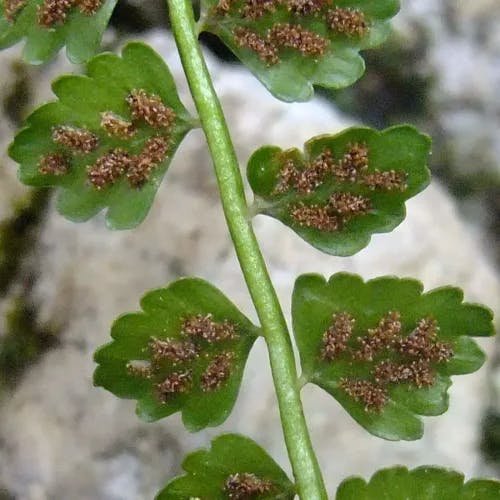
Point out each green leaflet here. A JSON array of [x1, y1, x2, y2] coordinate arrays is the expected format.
[[248, 125, 430, 257], [94, 278, 260, 431], [0, 0, 118, 64], [201, 0, 400, 102], [9, 42, 194, 230], [292, 272, 494, 440], [336, 466, 500, 499], [156, 434, 295, 499]]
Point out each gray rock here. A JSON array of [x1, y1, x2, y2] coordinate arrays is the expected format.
[[395, 0, 500, 183], [0, 31, 498, 499]]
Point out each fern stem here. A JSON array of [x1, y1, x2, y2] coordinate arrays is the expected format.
[[166, 0, 328, 498]]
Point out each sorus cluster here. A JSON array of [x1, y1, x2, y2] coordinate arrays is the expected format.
[[271, 143, 407, 233], [290, 191, 372, 232], [37, 152, 71, 176], [5, 0, 106, 27], [4, 0, 28, 21], [52, 125, 99, 154], [127, 313, 241, 403], [221, 0, 370, 65], [37, 88, 176, 190], [100, 112, 137, 140], [320, 311, 453, 412], [224, 472, 274, 499]]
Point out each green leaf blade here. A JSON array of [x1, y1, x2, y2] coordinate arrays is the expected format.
[[292, 272, 495, 440], [10, 42, 194, 230], [248, 126, 431, 257], [201, 0, 400, 101], [94, 278, 260, 431], [336, 466, 500, 500], [0, 0, 118, 64], [156, 434, 295, 500]]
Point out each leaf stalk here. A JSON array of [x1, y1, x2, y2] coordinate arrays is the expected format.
[[166, 0, 328, 497]]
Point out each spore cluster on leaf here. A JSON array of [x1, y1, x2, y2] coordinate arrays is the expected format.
[[247, 126, 430, 256], [320, 311, 453, 412], [273, 143, 407, 232], [38, 88, 175, 190], [272, 142, 407, 233], [218, 0, 369, 66], [5, 0, 104, 26], [127, 313, 241, 403]]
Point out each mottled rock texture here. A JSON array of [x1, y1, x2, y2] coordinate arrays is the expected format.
[[396, 0, 500, 186]]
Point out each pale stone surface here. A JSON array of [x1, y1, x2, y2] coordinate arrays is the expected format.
[[395, 0, 500, 182], [0, 31, 498, 500]]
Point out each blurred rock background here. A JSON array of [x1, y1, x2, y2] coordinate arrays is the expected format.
[[0, 1, 499, 498]]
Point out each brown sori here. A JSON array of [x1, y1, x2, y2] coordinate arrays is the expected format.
[[362, 169, 407, 191], [4, 0, 27, 21], [286, 0, 328, 15], [373, 359, 435, 388], [233, 27, 280, 66], [126, 89, 176, 129], [141, 136, 169, 164], [201, 352, 235, 392], [38, 152, 71, 176], [369, 311, 402, 342], [397, 317, 453, 363], [100, 112, 137, 139], [87, 148, 131, 189], [273, 158, 300, 194], [126, 136, 169, 188], [126, 361, 153, 379], [241, 0, 277, 19], [353, 311, 402, 361], [372, 359, 401, 384], [406, 359, 436, 387], [428, 342, 454, 364], [215, 0, 231, 13], [333, 143, 369, 182], [274, 152, 335, 194], [52, 125, 99, 154], [295, 149, 335, 194], [396, 317, 437, 358], [224, 473, 273, 499], [156, 370, 192, 401], [328, 192, 371, 217], [415, 317, 439, 340], [327, 7, 369, 37], [321, 312, 355, 360], [148, 337, 198, 366], [339, 377, 388, 412], [290, 202, 341, 232], [76, 0, 103, 15], [37, 0, 75, 27], [269, 23, 329, 57], [182, 313, 237, 343]]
